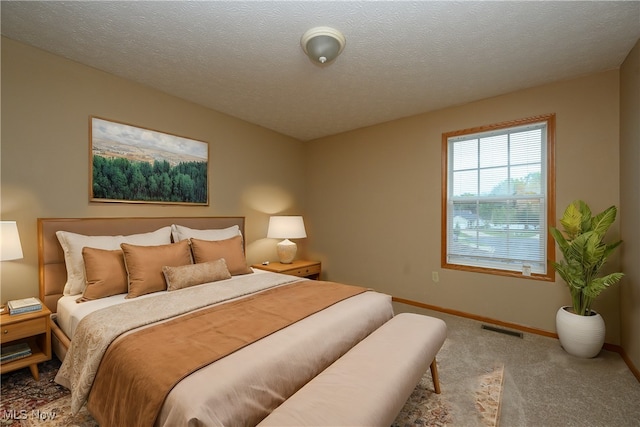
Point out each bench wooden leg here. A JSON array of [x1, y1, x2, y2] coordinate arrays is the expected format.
[[430, 358, 441, 394]]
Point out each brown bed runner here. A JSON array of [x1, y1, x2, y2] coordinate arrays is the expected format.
[[86, 280, 368, 427]]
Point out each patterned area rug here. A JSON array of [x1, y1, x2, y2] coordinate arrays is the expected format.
[[1, 358, 503, 426], [1, 359, 94, 427], [393, 363, 504, 427]]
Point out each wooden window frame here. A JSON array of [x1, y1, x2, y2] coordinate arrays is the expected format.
[[441, 114, 556, 281]]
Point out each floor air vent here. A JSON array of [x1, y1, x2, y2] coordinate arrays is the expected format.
[[481, 324, 523, 338]]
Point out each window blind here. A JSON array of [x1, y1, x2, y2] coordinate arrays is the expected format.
[[446, 121, 548, 275]]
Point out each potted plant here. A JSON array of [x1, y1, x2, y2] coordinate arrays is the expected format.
[[549, 200, 624, 358]]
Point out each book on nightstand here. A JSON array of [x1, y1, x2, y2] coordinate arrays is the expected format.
[[1, 342, 32, 363], [7, 297, 42, 315]]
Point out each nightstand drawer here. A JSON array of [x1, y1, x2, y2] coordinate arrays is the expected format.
[[1, 317, 47, 344], [290, 264, 321, 278]]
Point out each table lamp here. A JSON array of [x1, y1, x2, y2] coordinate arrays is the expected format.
[[1, 221, 24, 313], [267, 216, 307, 264], [1, 221, 24, 261]]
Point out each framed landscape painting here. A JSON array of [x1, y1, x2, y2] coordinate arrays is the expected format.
[[90, 116, 209, 205]]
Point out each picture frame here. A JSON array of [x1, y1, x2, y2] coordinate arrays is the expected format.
[[90, 116, 209, 205]]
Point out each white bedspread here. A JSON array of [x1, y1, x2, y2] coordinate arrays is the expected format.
[[55, 270, 394, 425]]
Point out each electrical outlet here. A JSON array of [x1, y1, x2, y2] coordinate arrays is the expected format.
[[432, 271, 439, 283]]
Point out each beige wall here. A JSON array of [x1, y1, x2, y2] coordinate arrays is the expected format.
[[306, 70, 623, 343], [0, 38, 307, 303], [1, 36, 633, 350], [620, 39, 640, 369]]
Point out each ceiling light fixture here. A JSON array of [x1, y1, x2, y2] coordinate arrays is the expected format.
[[301, 26, 346, 65]]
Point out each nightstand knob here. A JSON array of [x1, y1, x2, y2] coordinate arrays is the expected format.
[[3, 329, 7, 334]]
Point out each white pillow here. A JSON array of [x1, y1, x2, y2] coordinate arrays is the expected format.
[[170, 224, 241, 242], [56, 226, 172, 296]]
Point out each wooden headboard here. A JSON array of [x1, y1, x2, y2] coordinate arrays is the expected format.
[[38, 217, 245, 313]]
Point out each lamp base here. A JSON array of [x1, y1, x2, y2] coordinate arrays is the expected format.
[[276, 239, 297, 264]]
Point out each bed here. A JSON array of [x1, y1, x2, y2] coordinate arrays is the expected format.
[[38, 217, 394, 426]]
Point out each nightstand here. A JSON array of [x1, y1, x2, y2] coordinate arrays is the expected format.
[[252, 260, 321, 280], [0, 305, 52, 380]]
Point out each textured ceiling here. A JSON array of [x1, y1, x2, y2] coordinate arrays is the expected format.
[[2, 1, 639, 141]]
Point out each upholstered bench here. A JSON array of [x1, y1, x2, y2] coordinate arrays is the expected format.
[[258, 312, 447, 426]]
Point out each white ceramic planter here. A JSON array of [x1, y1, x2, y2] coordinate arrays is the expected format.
[[556, 306, 605, 358]]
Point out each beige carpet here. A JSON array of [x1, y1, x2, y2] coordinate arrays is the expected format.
[[20, 363, 504, 427]]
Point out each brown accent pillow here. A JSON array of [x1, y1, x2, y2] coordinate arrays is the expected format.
[[121, 240, 192, 298], [189, 235, 253, 275], [162, 258, 232, 291], [79, 247, 128, 302]]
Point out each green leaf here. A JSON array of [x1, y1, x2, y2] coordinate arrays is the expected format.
[[591, 205, 617, 237], [559, 201, 585, 239]]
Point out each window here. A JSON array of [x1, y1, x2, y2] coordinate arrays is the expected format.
[[442, 114, 555, 280]]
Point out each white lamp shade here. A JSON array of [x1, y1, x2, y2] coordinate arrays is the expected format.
[[267, 216, 307, 239], [1, 221, 24, 261]]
